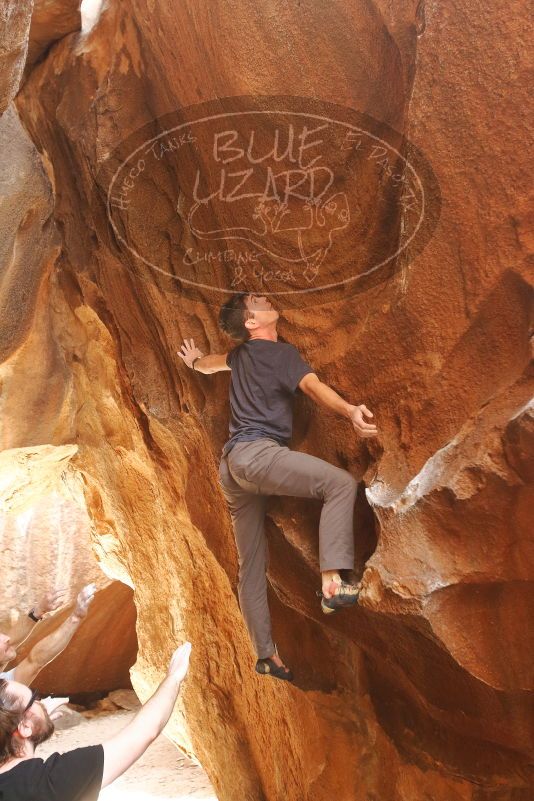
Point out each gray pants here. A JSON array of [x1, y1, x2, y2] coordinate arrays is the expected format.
[[218, 438, 358, 658]]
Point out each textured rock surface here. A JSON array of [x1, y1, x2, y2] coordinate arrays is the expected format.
[[0, 0, 79, 115], [0, 443, 137, 694], [25, 0, 80, 75], [0, 1, 32, 115], [0, 33, 136, 695], [1, 1, 532, 800], [18, 582, 137, 695]]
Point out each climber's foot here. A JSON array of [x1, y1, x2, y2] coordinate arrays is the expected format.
[[255, 652, 294, 682], [319, 579, 361, 615]]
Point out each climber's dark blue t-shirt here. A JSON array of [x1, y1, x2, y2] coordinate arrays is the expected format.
[[223, 339, 314, 456]]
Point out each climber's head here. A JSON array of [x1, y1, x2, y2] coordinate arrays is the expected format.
[[0, 633, 16, 665], [219, 292, 279, 341], [0, 679, 55, 764]]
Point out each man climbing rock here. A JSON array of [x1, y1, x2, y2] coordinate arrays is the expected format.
[[178, 292, 378, 682]]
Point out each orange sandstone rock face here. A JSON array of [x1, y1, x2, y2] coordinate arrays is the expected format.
[[0, 2, 32, 115], [27, 582, 137, 696], [2, 1, 533, 800], [0, 1, 80, 115], [0, 21, 135, 695], [25, 0, 80, 76], [0, 444, 137, 694]]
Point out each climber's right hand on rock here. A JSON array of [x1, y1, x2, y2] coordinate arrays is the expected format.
[[177, 338, 204, 368], [167, 641, 192, 683], [349, 404, 378, 438]]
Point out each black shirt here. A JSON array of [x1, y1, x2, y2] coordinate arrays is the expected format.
[[0, 745, 104, 801], [223, 339, 314, 456]]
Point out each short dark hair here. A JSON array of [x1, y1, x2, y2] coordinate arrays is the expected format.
[[0, 679, 23, 765], [218, 293, 253, 341]]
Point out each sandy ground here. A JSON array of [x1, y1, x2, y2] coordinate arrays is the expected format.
[[38, 709, 218, 800]]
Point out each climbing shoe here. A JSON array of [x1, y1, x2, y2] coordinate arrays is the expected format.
[[318, 581, 360, 615], [255, 657, 294, 682]]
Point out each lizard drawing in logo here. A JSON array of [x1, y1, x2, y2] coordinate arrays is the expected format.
[[182, 192, 350, 283]]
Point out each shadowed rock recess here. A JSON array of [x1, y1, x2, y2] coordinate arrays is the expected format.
[[1, 1, 532, 799]]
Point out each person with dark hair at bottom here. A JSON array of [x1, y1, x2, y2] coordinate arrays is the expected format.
[[0, 642, 191, 800], [178, 291, 378, 682]]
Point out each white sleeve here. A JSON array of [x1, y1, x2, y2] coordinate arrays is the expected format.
[[0, 668, 15, 680]]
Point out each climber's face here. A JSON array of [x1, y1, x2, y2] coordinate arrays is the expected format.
[[0, 633, 17, 663], [244, 294, 279, 332], [0, 681, 55, 747]]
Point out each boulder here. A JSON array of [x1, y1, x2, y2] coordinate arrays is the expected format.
[[1, 1, 532, 799], [0, 2, 32, 115], [108, 688, 140, 710], [0, 75, 137, 697]]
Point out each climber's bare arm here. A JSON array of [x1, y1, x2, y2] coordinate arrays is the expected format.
[[299, 373, 378, 438], [101, 643, 191, 787], [192, 353, 231, 373], [7, 588, 67, 649], [177, 338, 231, 373], [13, 585, 95, 685]]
